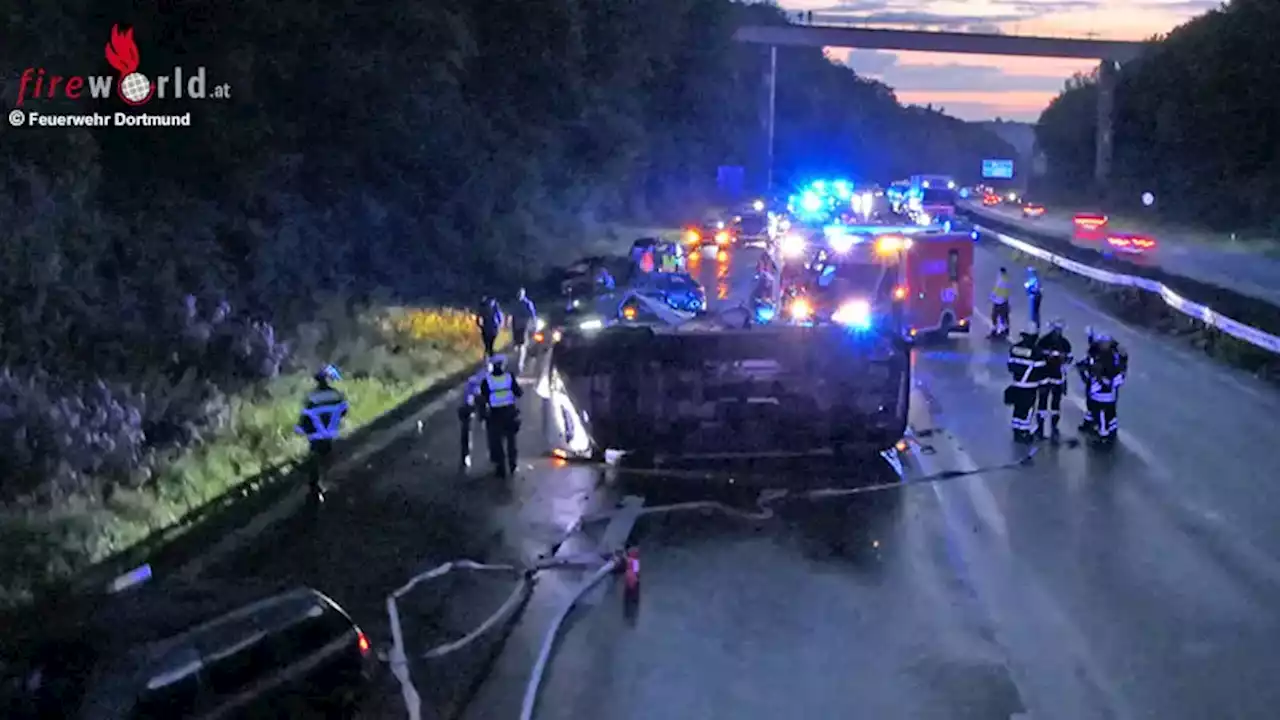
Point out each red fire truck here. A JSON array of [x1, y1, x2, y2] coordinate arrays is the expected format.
[[877, 232, 973, 338]]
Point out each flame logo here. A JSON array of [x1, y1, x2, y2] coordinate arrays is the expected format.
[[105, 25, 139, 75], [105, 24, 153, 105]]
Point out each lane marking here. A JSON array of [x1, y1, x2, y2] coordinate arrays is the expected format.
[[908, 438, 1134, 720], [968, 284, 1280, 591]]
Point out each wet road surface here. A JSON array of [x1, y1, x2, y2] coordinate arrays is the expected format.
[[193, 238, 1280, 719], [963, 199, 1280, 306]]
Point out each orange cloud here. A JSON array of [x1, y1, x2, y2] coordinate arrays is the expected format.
[[894, 90, 1058, 117]]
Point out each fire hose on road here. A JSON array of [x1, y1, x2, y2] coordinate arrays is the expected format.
[[385, 445, 1039, 720]]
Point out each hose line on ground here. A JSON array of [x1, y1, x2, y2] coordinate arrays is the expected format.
[[383, 444, 1039, 719], [518, 444, 1039, 718]]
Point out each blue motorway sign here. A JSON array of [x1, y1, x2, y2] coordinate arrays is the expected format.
[[982, 159, 1014, 179]]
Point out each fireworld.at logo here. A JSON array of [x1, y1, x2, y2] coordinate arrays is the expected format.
[[15, 24, 231, 107]]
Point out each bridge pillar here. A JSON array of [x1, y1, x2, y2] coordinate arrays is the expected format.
[[1094, 59, 1117, 192]]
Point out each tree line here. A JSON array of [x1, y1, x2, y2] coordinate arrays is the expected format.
[[0, 0, 1013, 505], [1035, 0, 1280, 231]]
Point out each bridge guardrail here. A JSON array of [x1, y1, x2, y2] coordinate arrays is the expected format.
[[962, 208, 1280, 356]]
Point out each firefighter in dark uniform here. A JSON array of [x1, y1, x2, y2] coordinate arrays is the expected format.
[[1035, 318, 1073, 440], [1077, 327, 1128, 445], [294, 365, 348, 498], [457, 371, 485, 469], [478, 354, 523, 477], [1005, 323, 1045, 442]]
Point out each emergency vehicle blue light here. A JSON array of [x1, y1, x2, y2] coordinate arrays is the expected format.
[[832, 300, 872, 329], [801, 192, 822, 212], [812, 180, 826, 191], [971, 230, 979, 241], [755, 305, 775, 323], [833, 180, 851, 198]]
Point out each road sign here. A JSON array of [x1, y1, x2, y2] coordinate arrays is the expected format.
[[982, 159, 1014, 179]]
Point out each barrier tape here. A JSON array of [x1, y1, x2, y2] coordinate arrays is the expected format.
[[977, 224, 1280, 356]]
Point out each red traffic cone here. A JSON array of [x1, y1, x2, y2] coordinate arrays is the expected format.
[[623, 547, 640, 590]]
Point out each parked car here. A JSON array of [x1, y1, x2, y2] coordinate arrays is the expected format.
[[0, 584, 374, 719]]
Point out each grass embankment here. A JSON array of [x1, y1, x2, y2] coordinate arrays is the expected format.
[[0, 305, 507, 606], [1001, 246, 1280, 383]]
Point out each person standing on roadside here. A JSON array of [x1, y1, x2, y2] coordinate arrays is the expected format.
[[510, 288, 537, 374], [477, 297, 503, 357], [457, 370, 486, 470], [1025, 266, 1043, 330], [478, 354, 523, 478], [989, 266, 1011, 338], [295, 365, 348, 499]]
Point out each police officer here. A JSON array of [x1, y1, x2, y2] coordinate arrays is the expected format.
[[989, 267, 1011, 337], [457, 370, 486, 469], [478, 354, 523, 477], [477, 297, 503, 357], [1006, 323, 1045, 442], [1035, 319, 1073, 439], [1076, 327, 1127, 445], [510, 288, 537, 374], [294, 365, 348, 497], [1024, 267, 1043, 330]]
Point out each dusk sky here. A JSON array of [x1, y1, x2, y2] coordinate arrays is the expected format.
[[775, 0, 1223, 122]]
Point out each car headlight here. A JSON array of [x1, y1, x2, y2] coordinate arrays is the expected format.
[[578, 317, 603, 331], [789, 297, 813, 320], [832, 299, 872, 329]]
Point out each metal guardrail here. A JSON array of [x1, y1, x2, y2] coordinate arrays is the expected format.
[[967, 210, 1280, 355], [64, 360, 484, 598]]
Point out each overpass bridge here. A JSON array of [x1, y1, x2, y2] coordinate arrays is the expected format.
[[734, 21, 1150, 190]]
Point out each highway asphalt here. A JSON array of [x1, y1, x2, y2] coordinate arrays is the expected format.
[[965, 200, 1280, 306], [191, 236, 1280, 719]]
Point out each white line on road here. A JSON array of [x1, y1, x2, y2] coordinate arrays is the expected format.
[[908, 438, 1134, 720]]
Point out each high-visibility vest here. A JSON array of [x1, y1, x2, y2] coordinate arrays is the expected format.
[[297, 388, 348, 440], [488, 372, 516, 407], [992, 276, 1010, 302]]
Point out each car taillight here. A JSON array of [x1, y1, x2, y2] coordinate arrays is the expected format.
[[893, 285, 907, 300], [533, 331, 545, 343], [716, 231, 729, 244], [357, 631, 370, 655]]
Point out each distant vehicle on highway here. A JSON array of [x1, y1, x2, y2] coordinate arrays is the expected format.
[[0, 585, 373, 719], [683, 221, 734, 250], [732, 211, 769, 246], [1021, 201, 1045, 218], [909, 187, 958, 225]]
